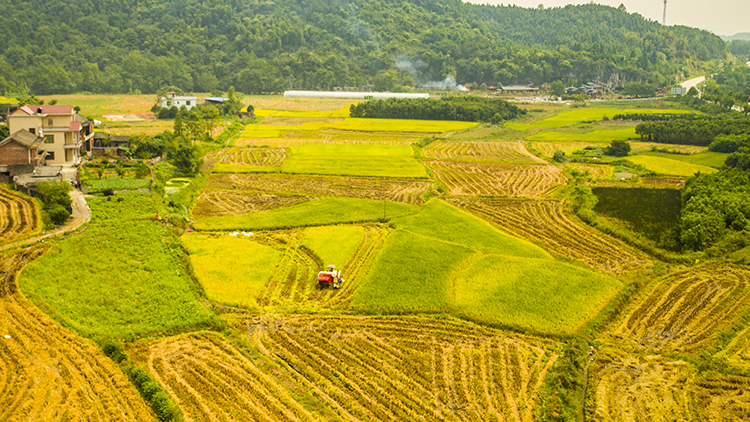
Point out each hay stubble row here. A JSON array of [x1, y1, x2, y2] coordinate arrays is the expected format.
[[426, 161, 566, 198]]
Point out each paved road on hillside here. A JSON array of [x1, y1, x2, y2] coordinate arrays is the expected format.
[[681, 76, 706, 90]]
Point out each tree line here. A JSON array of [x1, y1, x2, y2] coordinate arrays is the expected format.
[[349, 97, 525, 123], [0, 0, 728, 95], [634, 117, 750, 146]]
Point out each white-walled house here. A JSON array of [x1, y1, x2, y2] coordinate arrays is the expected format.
[[158, 92, 198, 110]]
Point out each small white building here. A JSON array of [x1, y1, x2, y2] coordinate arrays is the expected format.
[[158, 92, 198, 110]]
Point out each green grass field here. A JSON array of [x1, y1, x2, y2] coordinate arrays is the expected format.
[[194, 197, 420, 231], [627, 154, 718, 176], [181, 233, 280, 310], [531, 108, 696, 129], [281, 144, 428, 178], [453, 255, 624, 333], [302, 225, 365, 268], [84, 176, 151, 193], [639, 151, 728, 168], [238, 130, 281, 138], [526, 128, 637, 142], [18, 193, 215, 340], [351, 200, 622, 333]]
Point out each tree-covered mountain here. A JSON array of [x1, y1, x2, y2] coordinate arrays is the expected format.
[[0, 0, 727, 95]]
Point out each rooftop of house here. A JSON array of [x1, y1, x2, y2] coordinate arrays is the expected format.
[[11, 105, 75, 116], [204, 97, 230, 102], [0, 130, 43, 148]]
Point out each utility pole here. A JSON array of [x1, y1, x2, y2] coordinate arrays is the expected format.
[[662, 0, 667, 25]]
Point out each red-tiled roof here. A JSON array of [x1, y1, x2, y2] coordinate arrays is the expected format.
[[69, 121, 82, 131], [10, 105, 74, 116]]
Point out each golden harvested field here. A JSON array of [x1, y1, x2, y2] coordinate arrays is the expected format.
[[192, 173, 432, 218], [244, 96, 357, 111], [0, 187, 38, 246], [0, 249, 156, 422], [141, 332, 317, 422], [567, 164, 614, 179], [613, 263, 750, 354], [448, 197, 649, 274], [532, 141, 598, 157], [256, 315, 559, 421], [423, 140, 544, 163], [219, 147, 289, 166], [193, 190, 309, 217], [589, 348, 697, 421], [426, 161, 566, 197], [590, 346, 750, 421]]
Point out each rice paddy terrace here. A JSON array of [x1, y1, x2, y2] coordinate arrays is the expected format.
[[7, 98, 750, 421]]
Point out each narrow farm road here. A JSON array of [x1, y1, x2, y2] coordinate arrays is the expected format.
[[0, 190, 91, 251]]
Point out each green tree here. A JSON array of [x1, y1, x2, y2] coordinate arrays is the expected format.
[[169, 144, 201, 175], [550, 81, 565, 98], [622, 82, 656, 97], [605, 140, 631, 157]]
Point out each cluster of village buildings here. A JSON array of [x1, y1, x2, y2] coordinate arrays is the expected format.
[[0, 93, 231, 191]]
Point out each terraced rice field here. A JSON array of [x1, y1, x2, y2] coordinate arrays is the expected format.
[[0, 187, 38, 245], [0, 249, 156, 422], [448, 197, 647, 274], [427, 161, 566, 198], [613, 263, 750, 353], [219, 147, 289, 167], [423, 140, 543, 163], [589, 348, 696, 421], [193, 174, 432, 218], [567, 164, 613, 179], [532, 142, 598, 157], [193, 190, 309, 217], [590, 346, 750, 421], [256, 315, 559, 422], [142, 332, 317, 422], [254, 226, 389, 310]]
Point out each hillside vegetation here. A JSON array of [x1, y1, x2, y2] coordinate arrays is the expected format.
[[0, 0, 726, 95]]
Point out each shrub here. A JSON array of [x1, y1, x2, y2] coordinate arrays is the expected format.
[[47, 204, 70, 224], [101, 340, 128, 363], [553, 150, 566, 162], [127, 366, 179, 421], [604, 140, 630, 157]]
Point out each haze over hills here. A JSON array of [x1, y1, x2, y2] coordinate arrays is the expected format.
[[0, 0, 727, 95], [723, 33, 750, 42]]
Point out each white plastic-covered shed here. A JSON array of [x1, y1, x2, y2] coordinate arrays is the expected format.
[[283, 91, 430, 99]]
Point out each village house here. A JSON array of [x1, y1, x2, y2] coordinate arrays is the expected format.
[[499, 84, 540, 95], [0, 129, 44, 183], [8, 105, 93, 166], [158, 92, 198, 110]]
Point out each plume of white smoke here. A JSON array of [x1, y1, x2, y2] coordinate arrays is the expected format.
[[422, 75, 468, 91], [395, 54, 426, 78]]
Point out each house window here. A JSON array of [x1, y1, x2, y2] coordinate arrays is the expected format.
[[186, 100, 191, 106], [45, 151, 55, 160], [29, 128, 35, 135], [48, 118, 53, 126], [44, 135, 54, 143]]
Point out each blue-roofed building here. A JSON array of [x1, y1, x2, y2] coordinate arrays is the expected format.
[[203, 97, 230, 106]]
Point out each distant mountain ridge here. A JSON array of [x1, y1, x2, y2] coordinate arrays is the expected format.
[[0, 0, 728, 95], [722, 33, 750, 42]]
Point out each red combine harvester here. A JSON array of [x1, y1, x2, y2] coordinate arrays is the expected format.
[[318, 264, 344, 289]]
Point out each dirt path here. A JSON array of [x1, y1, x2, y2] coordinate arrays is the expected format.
[[0, 190, 91, 251]]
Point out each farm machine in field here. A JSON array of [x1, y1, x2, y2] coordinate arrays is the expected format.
[[318, 264, 345, 289]]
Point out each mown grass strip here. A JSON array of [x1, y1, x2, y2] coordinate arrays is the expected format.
[[212, 164, 280, 174], [526, 128, 637, 142], [626, 155, 718, 177], [193, 197, 420, 231]]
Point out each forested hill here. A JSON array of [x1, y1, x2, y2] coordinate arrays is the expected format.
[[0, 0, 726, 95]]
